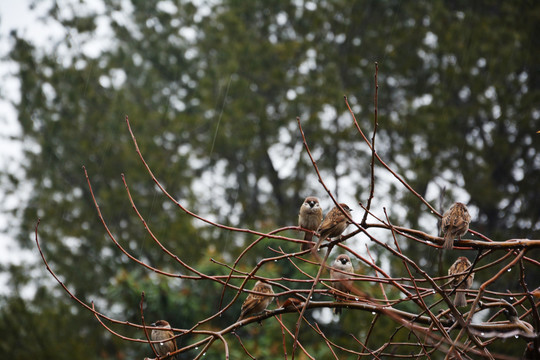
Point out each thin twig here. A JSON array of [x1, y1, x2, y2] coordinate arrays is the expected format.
[[291, 244, 334, 359], [361, 62, 379, 226], [140, 292, 158, 359]]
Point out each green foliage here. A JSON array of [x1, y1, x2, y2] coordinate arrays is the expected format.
[[0, 290, 125, 359]]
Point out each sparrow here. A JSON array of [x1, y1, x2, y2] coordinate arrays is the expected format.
[[314, 203, 353, 252], [150, 320, 177, 359], [298, 196, 323, 251], [448, 257, 474, 307], [279, 297, 304, 310], [237, 281, 275, 321], [330, 254, 355, 314], [441, 202, 471, 250]]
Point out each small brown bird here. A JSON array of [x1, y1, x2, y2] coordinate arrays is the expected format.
[[441, 202, 471, 250], [150, 320, 177, 359], [314, 203, 353, 252], [279, 297, 304, 310], [448, 257, 474, 307], [237, 281, 275, 321], [330, 254, 355, 314], [298, 196, 323, 251]]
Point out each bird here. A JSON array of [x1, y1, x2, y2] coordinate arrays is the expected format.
[[237, 281, 275, 321], [298, 196, 323, 251], [314, 203, 353, 252], [150, 320, 177, 359], [279, 297, 304, 310], [330, 254, 355, 314], [448, 256, 474, 307], [440, 202, 471, 250]]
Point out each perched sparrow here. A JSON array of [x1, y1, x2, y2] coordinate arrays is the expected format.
[[279, 297, 304, 310], [298, 196, 323, 251], [314, 203, 353, 252], [330, 254, 355, 314], [441, 202, 471, 250], [150, 320, 177, 359], [237, 281, 275, 321], [448, 257, 474, 307]]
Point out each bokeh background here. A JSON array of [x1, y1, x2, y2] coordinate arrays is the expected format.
[[0, 0, 539, 358]]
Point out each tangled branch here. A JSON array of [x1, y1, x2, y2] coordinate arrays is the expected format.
[[35, 66, 539, 359]]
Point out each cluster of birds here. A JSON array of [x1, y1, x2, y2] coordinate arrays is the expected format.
[[147, 198, 474, 359]]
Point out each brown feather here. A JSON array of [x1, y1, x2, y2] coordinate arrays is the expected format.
[[314, 203, 352, 252], [238, 281, 275, 321], [298, 196, 323, 251], [150, 320, 177, 359], [448, 257, 474, 307], [441, 202, 471, 250], [330, 254, 355, 315]]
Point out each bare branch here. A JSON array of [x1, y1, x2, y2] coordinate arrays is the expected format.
[[33, 72, 539, 359]]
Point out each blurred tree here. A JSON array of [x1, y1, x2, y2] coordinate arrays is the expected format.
[[1, 0, 538, 358]]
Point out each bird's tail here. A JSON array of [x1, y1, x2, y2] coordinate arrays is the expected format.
[[333, 292, 347, 315], [301, 231, 314, 251], [312, 235, 325, 254], [454, 292, 467, 307], [443, 233, 454, 250]]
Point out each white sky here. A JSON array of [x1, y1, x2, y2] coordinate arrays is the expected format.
[[0, 0, 53, 295]]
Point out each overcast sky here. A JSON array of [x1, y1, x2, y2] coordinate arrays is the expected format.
[[0, 1, 46, 295]]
